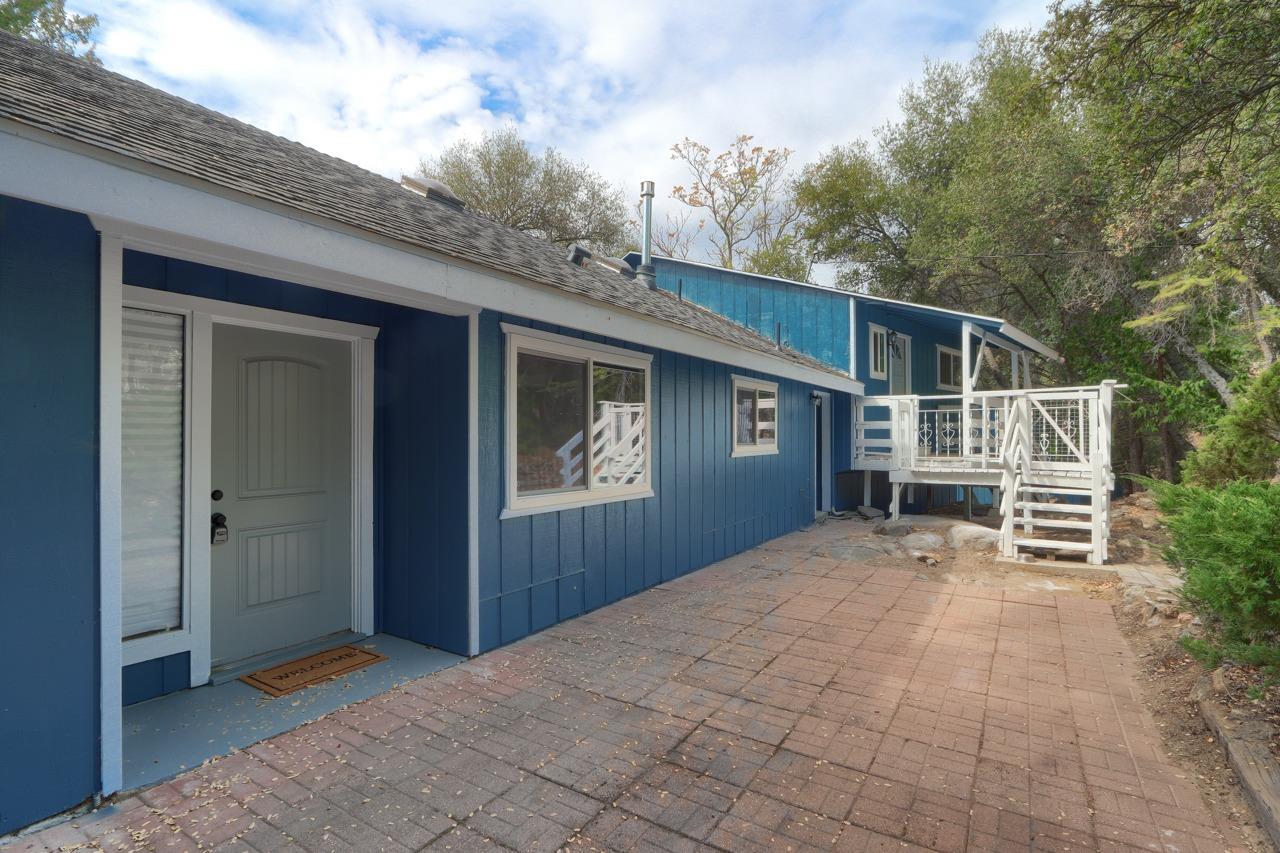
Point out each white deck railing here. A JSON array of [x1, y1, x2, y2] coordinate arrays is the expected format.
[[853, 382, 1119, 564], [854, 383, 1116, 477]]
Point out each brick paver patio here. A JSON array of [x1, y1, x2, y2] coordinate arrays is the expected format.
[[7, 525, 1243, 852]]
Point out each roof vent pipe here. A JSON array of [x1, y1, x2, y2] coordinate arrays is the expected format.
[[400, 174, 466, 209], [636, 180, 657, 289]]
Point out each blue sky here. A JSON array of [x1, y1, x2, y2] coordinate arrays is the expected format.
[[85, 0, 1052, 244]]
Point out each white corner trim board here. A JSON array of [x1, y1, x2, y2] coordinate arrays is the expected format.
[[99, 233, 124, 797], [467, 313, 480, 655], [1, 126, 861, 395]]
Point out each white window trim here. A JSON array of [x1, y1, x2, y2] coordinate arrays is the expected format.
[[501, 323, 653, 518], [868, 324, 888, 380], [937, 344, 963, 392], [731, 375, 781, 458]]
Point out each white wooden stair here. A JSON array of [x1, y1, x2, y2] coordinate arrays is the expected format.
[[995, 387, 1116, 565], [1004, 481, 1110, 563], [861, 381, 1119, 567]]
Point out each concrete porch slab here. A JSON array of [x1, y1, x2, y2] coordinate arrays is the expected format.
[[122, 634, 461, 791]]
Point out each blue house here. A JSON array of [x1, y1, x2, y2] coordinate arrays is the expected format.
[[0, 34, 1117, 835], [621, 255, 1092, 516]]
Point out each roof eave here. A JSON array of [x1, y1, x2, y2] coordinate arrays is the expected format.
[[996, 322, 1061, 362]]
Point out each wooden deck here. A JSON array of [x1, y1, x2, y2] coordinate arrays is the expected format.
[[852, 383, 1119, 564]]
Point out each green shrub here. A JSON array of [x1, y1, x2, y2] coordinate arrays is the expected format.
[[1155, 480, 1280, 665], [1182, 362, 1280, 486]]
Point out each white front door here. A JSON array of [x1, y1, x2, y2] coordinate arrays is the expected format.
[[210, 324, 354, 666]]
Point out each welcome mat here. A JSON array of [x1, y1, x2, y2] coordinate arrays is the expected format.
[[240, 645, 388, 698]]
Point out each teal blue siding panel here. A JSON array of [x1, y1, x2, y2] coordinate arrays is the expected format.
[[0, 197, 100, 834], [475, 311, 833, 651], [642, 258, 852, 373]]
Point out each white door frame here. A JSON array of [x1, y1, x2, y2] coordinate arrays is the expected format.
[[813, 391, 833, 514], [117, 284, 379, 687]]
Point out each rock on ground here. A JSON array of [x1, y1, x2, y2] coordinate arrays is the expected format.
[[946, 523, 1001, 551], [900, 531, 946, 552]]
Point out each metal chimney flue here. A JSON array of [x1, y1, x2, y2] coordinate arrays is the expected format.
[[636, 180, 656, 289]]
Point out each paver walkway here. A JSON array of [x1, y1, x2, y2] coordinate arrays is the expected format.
[[7, 525, 1243, 852]]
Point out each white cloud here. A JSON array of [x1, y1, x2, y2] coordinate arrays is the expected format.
[[90, 0, 1052, 246]]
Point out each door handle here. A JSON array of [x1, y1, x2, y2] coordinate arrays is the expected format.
[[211, 512, 229, 545]]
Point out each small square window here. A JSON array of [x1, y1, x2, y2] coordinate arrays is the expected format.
[[732, 376, 780, 456], [937, 346, 963, 392]]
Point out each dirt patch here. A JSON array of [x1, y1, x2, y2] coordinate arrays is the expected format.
[[899, 544, 1105, 594], [1115, 591, 1277, 852], [1214, 666, 1280, 760], [1108, 491, 1173, 563]]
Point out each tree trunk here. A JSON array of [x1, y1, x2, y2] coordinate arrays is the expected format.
[[1155, 356, 1180, 482], [1159, 420, 1178, 482], [1127, 420, 1145, 489], [1166, 333, 1236, 406], [1246, 290, 1276, 366], [1121, 279, 1236, 405]]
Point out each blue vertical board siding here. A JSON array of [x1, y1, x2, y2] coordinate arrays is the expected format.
[[583, 503, 606, 609], [378, 308, 470, 654], [122, 250, 472, 656], [476, 310, 831, 651], [643, 258, 851, 373], [852, 297, 964, 395], [853, 297, 973, 513], [0, 197, 100, 834], [122, 652, 191, 706], [831, 392, 855, 511], [558, 510, 585, 619]]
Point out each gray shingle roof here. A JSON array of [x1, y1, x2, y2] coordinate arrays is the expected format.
[[0, 33, 850, 381]]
